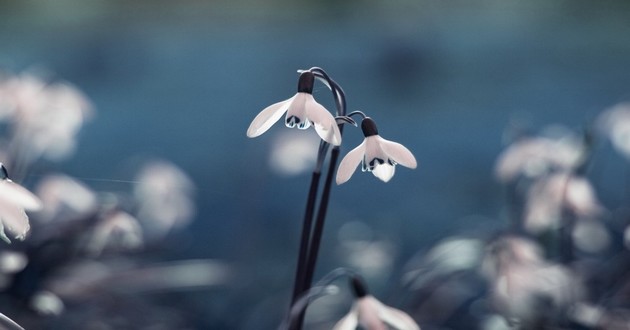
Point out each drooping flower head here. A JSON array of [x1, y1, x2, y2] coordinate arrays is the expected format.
[[336, 117, 417, 184], [0, 163, 42, 242], [333, 275, 420, 330], [246, 71, 341, 145]]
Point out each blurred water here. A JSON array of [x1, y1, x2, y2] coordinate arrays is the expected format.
[[1, 1, 630, 328]]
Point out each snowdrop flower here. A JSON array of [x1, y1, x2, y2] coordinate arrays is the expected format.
[[494, 128, 584, 182], [134, 161, 195, 237], [246, 71, 341, 145], [481, 236, 583, 325], [597, 103, 630, 160], [334, 276, 420, 330], [336, 117, 416, 184], [0, 163, 41, 242], [523, 173, 603, 233]]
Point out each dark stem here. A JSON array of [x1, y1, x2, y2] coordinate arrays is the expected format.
[[287, 67, 347, 330], [292, 146, 341, 330], [289, 171, 321, 309]]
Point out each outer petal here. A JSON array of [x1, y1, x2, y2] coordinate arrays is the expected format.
[[0, 199, 30, 242], [336, 140, 366, 185], [357, 297, 388, 330], [304, 95, 341, 145], [246, 95, 295, 138], [372, 164, 395, 182], [374, 301, 420, 330], [379, 137, 417, 169], [0, 181, 42, 210], [332, 307, 359, 330]]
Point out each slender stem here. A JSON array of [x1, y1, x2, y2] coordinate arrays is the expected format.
[[288, 67, 348, 330], [293, 146, 341, 330], [289, 171, 321, 308]]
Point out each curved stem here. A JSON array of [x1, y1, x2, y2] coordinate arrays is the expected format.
[[289, 67, 348, 330]]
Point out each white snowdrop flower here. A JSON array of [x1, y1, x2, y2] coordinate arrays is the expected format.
[[494, 132, 584, 182], [35, 174, 97, 223], [246, 71, 341, 145], [597, 103, 630, 160], [334, 276, 420, 330], [2, 73, 93, 162], [88, 211, 142, 255], [482, 236, 583, 325], [134, 161, 195, 237], [336, 117, 416, 184], [0, 163, 41, 243], [523, 173, 603, 233]]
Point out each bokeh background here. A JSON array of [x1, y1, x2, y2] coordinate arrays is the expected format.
[[1, 0, 630, 329]]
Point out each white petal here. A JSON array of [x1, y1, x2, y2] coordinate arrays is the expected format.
[[286, 93, 308, 128], [0, 181, 42, 210], [332, 308, 359, 330], [358, 297, 388, 330], [376, 303, 420, 330], [304, 95, 341, 145], [246, 95, 295, 138], [0, 199, 30, 241], [364, 136, 386, 165], [379, 137, 417, 169], [336, 140, 366, 185], [372, 164, 395, 182]]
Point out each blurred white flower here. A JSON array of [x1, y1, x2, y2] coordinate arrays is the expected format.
[[0, 164, 41, 242], [30, 290, 64, 316], [0, 72, 92, 162], [523, 173, 603, 233], [572, 218, 610, 253], [134, 161, 195, 237], [269, 130, 319, 176], [334, 277, 419, 330], [597, 103, 630, 160], [88, 211, 142, 256], [336, 117, 416, 184], [247, 71, 341, 145], [35, 174, 97, 223], [482, 236, 583, 324], [405, 237, 483, 289], [495, 128, 584, 182]]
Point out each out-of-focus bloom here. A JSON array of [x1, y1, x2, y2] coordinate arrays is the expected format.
[[334, 276, 420, 330], [405, 236, 483, 289], [269, 130, 319, 176], [597, 103, 630, 160], [87, 211, 142, 255], [246, 71, 341, 145], [35, 174, 97, 223], [523, 173, 603, 233], [337, 222, 396, 279], [481, 236, 583, 325], [336, 117, 416, 184], [30, 290, 64, 316], [494, 128, 584, 182], [0, 73, 92, 162], [134, 161, 195, 237], [0, 164, 41, 242]]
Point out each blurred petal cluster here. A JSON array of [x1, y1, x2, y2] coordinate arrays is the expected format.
[[481, 236, 583, 326], [0, 72, 92, 165], [134, 161, 195, 238], [495, 127, 585, 182]]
